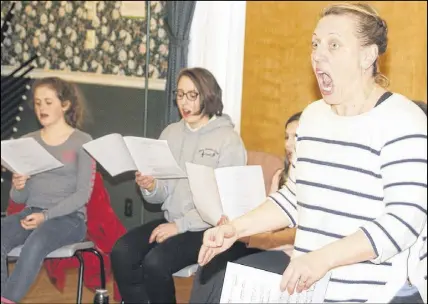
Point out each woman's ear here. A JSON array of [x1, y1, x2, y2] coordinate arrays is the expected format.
[[62, 100, 71, 112], [361, 44, 379, 71]]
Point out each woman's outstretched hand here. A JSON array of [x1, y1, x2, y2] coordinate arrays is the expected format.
[[198, 224, 239, 266]]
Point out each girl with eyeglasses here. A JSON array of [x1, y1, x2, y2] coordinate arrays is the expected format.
[[110, 67, 259, 304]]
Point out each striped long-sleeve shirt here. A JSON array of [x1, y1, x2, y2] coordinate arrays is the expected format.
[[268, 93, 427, 303]]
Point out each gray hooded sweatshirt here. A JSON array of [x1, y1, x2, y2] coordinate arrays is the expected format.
[[142, 114, 246, 233]]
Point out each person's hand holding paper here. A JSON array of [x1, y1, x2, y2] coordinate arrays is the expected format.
[[12, 173, 30, 190], [135, 171, 156, 192]]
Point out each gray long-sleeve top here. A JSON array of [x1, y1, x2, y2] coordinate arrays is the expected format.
[[142, 114, 247, 233], [10, 129, 95, 220]]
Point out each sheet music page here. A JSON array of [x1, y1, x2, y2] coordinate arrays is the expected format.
[[185, 162, 224, 226], [220, 262, 331, 303], [214, 165, 266, 220], [1, 158, 14, 173], [83, 133, 137, 177], [1, 137, 64, 176], [124, 136, 186, 179]]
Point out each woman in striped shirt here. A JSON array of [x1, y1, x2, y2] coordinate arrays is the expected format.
[[197, 3, 427, 303]]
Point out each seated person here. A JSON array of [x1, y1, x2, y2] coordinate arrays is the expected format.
[[190, 111, 302, 303], [110, 67, 260, 304], [1, 77, 94, 304]]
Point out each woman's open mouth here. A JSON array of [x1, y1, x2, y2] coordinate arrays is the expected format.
[[316, 69, 334, 95], [181, 109, 192, 118]]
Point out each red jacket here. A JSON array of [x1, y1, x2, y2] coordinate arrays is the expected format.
[[6, 172, 126, 302]]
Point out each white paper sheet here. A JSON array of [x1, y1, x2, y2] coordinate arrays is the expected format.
[[215, 165, 266, 220], [124, 136, 186, 179], [220, 262, 331, 303], [186, 163, 266, 226], [83, 134, 186, 178], [82, 133, 136, 177], [1, 137, 64, 176], [185, 162, 223, 225]]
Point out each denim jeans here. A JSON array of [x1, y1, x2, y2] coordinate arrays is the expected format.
[[1, 206, 86, 303]]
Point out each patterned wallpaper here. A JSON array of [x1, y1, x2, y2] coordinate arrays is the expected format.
[[0, 1, 169, 79]]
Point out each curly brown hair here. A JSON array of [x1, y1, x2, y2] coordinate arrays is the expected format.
[[31, 77, 87, 128]]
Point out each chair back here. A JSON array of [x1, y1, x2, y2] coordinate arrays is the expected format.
[[246, 151, 284, 195]]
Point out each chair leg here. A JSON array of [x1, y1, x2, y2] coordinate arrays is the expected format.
[[75, 252, 84, 304], [86, 248, 106, 289]]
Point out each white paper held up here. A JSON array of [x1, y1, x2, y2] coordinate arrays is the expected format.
[[1, 137, 63, 176], [83, 134, 186, 179]]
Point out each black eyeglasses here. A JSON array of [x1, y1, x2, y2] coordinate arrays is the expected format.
[[173, 89, 199, 102]]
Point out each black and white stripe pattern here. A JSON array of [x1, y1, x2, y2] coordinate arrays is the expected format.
[[268, 95, 427, 303]]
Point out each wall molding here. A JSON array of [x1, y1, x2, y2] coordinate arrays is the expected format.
[[0, 65, 166, 91]]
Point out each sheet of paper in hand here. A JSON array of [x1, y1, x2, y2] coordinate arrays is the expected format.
[[1, 137, 63, 176], [220, 262, 331, 303]]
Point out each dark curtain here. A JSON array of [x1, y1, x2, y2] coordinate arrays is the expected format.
[[163, 1, 196, 124]]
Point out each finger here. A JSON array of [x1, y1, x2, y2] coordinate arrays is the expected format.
[[156, 232, 165, 243], [159, 233, 171, 244], [135, 171, 141, 177], [203, 229, 219, 247], [198, 245, 210, 266], [201, 247, 212, 266], [280, 266, 294, 292], [217, 217, 226, 226], [27, 223, 37, 229], [203, 248, 218, 266], [21, 222, 32, 230], [201, 248, 215, 266], [296, 274, 309, 293], [14, 177, 25, 184], [135, 177, 145, 185], [286, 271, 301, 295], [25, 215, 35, 222], [303, 277, 316, 291], [149, 229, 159, 243], [140, 175, 151, 182], [214, 229, 225, 247]]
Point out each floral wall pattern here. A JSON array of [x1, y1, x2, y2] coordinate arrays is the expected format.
[[0, 1, 169, 79]]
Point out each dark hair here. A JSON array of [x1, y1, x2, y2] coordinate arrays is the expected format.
[[177, 67, 223, 118], [32, 77, 87, 128], [285, 112, 302, 129], [321, 2, 389, 88], [413, 100, 427, 116], [278, 111, 303, 187]]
